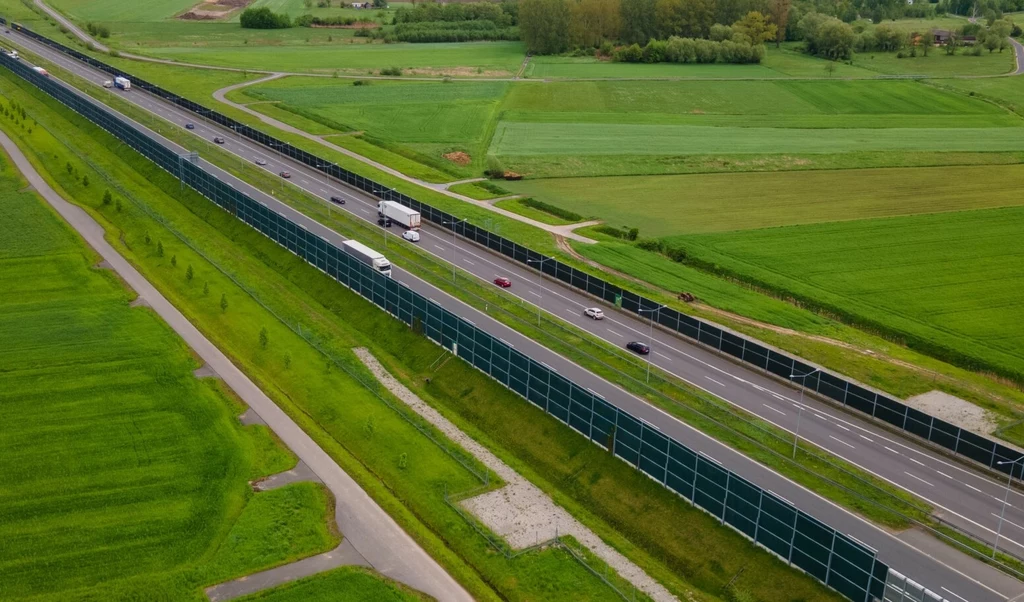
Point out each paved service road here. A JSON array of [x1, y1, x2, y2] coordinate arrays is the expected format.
[[6, 36, 1023, 601], [0, 130, 473, 602]]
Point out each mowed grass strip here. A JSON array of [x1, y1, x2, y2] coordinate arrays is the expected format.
[[501, 164, 1024, 236], [678, 205, 1024, 378], [490, 121, 1024, 156], [0, 153, 335, 600]]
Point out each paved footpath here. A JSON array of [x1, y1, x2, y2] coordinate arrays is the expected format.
[[0, 130, 473, 602]]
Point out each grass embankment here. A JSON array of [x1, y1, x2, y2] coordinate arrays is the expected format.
[[234, 566, 429, 602], [0, 70, 643, 602], [0, 67, 850, 602], [0, 148, 337, 600]]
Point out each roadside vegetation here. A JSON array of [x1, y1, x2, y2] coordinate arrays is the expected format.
[[0, 148, 338, 600], [0, 62, 857, 602], [233, 566, 429, 602]]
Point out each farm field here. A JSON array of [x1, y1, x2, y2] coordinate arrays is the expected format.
[[236, 76, 1021, 180], [675, 206, 1024, 380], [525, 46, 879, 79], [139, 41, 526, 74], [0, 151, 337, 599], [502, 163, 1024, 236]]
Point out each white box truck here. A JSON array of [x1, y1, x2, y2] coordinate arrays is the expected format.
[[342, 240, 392, 277], [377, 200, 420, 230], [114, 76, 130, 90], [31, 66, 48, 77], [9, 50, 18, 59]]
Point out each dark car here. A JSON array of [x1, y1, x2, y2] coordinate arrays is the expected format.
[[279, 171, 291, 179], [378, 217, 392, 227], [213, 136, 225, 144], [494, 277, 512, 288], [185, 123, 195, 130], [330, 196, 345, 205], [626, 341, 650, 355]]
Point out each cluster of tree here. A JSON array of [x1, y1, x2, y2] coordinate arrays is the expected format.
[[383, 20, 520, 41], [85, 22, 110, 39], [795, 11, 1017, 59], [940, 0, 1023, 19], [791, 0, 934, 25], [393, 1, 518, 26], [520, 0, 790, 54], [239, 7, 292, 29], [613, 35, 766, 62]]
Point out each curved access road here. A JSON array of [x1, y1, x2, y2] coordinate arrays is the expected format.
[[0, 128, 472, 602]]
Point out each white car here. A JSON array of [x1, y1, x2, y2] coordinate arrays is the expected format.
[[102, 80, 113, 88], [402, 230, 420, 243], [584, 307, 604, 320]]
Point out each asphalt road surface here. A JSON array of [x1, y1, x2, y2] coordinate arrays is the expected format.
[[0, 129, 472, 601], [5, 32, 1022, 601]]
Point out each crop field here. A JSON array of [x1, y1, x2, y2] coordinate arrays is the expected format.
[[0, 153, 335, 599], [491, 121, 1024, 156], [525, 47, 879, 79], [238, 78, 509, 174], [138, 41, 526, 73], [676, 205, 1024, 378], [502, 163, 1024, 236], [48, 0, 194, 22]]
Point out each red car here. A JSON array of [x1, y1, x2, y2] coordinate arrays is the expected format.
[[279, 171, 291, 179], [493, 277, 511, 288]]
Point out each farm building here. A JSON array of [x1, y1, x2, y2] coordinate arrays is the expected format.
[[932, 29, 977, 45]]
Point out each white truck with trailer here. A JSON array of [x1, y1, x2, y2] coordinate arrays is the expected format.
[[377, 200, 420, 230], [341, 240, 392, 277], [114, 76, 130, 90]]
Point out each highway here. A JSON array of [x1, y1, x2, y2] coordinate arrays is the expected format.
[[5, 29, 1022, 601]]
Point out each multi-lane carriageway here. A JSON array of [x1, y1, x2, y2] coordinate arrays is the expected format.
[[6, 28, 1023, 601]]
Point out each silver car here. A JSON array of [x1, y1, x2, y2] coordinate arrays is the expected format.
[[584, 307, 604, 320]]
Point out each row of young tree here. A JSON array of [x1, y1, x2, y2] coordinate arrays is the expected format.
[[393, 1, 519, 26], [519, 0, 791, 53], [614, 35, 767, 62]]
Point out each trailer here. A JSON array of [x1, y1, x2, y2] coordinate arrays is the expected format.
[[31, 66, 48, 77], [377, 200, 420, 230], [114, 76, 130, 90], [341, 240, 392, 277]]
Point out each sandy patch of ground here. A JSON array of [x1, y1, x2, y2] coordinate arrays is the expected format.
[[353, 348, 677, 602], [443, 151, 471, 166], [179, 0, 249, 20], [906, 390, 999, 435]]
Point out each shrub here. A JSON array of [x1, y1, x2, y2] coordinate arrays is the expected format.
[[520, 198, 583, 221], [485, 155, 506, 178], [353, 79, 369, 86], [379, 66, 403, 76], [240, 7, 292, 29]]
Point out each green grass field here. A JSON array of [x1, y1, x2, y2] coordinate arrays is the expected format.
[[503, 163, 1024, 236], [138, 41, 526, 74], [49, 0, 194, 22], [234, 566, 428, 602], [677, 206, 1024, 378], [0, 148, 336, 599]]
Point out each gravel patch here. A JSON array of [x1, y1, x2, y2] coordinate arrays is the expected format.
[[354, 348, 677, 602], [906, 390, 999, 435]]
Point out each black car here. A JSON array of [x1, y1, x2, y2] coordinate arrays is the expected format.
[[330, 196, 345, 205], [626, 341, 650, 355], [213, 136, 225, 144], [378, 217, 392, 227], [185, 123, 195, 130]]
